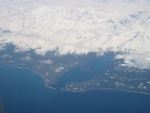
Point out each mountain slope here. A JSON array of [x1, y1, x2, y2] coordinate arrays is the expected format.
[[0, 0, 150, 68]]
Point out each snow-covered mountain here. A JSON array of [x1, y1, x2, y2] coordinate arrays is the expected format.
[[0, 0, 150, 68]]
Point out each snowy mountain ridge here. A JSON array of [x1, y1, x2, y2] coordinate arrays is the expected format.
[[0, 0, 150, 68]]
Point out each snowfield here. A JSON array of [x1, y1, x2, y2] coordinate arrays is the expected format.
[[0, 0, 150, 68]]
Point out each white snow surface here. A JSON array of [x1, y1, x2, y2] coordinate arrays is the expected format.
[[55, 66, 64, 73], [115, 53, 150, 69], [0, 0, 150, 68]]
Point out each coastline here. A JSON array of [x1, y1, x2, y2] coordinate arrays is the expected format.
[[0, 63, 56, 90], [61, 87, 150, 95], [1, 63, 150, 95]]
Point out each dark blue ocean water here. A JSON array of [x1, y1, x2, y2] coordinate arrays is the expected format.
[[1, 64, 150, 113]]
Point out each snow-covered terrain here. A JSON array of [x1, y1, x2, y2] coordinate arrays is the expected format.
[[0, 0, 150, 68]]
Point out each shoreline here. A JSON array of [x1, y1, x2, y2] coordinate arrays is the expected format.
[[0, 63, 56, 90], [1, 63, 150, 95], [61, 87, 150, 95]]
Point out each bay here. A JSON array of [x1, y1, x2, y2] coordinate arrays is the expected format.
[[53, 53, 115, 88], [1, 64, 150, 113]]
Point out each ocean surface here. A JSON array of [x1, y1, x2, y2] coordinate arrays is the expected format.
[[1, 64, 150, 113]]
